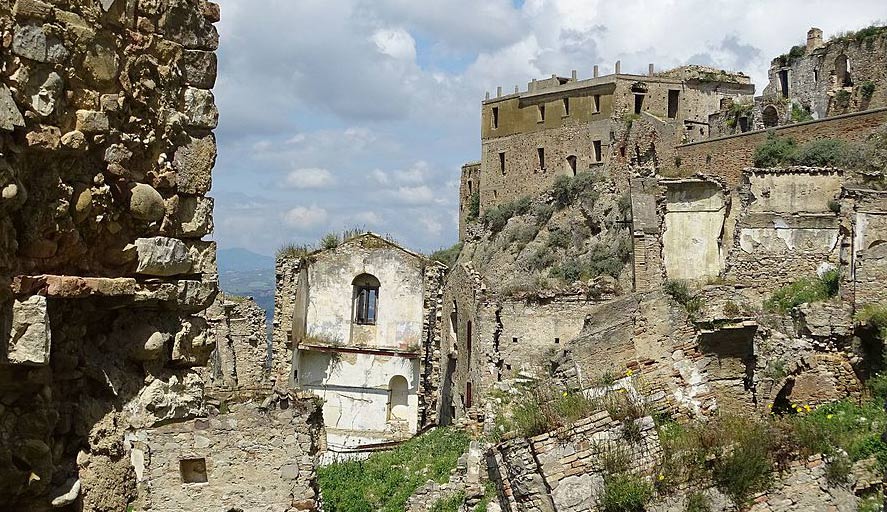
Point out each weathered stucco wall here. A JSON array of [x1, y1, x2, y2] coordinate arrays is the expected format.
[[303, 239, 425, 350], [662, 180, 726, 282]]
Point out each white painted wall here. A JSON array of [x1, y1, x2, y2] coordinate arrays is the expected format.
[[299, 350, 419, 434]]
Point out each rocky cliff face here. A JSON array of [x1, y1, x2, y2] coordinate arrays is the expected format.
[[0, 0, 221, 509]]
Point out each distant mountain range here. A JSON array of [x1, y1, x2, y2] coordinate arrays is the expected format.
[[217, 248, 276, 323]]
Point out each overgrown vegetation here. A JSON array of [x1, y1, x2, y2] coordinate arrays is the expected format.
[[467, 192, 480, 222], [549, 238, 631, 283], [493, 383, 597, 438], [833, 89, 851, 109], [857, 303, 887, 340], [861, 81, 876, 100], [317, 428, 470, 512], [430, 243, 463, 267], [832, 24, 887, 48], [276, 242, 311, 259], [598, 473, 653, 512], [753, 133, 866, 170], [791, 103, 813, 123], [763, 269, 840, 313], [482, 196, 532, 233], [776, 44, 806, 66], [429, 491, 466, 512], [552, 172, 600, 209], [663, 280, 702, 317]]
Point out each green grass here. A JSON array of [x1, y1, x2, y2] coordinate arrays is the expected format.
[[785, 399, 887, 469], [481, 196, 532, 233], [430, 491, 465, 512], [317, 428, 471, 512], [663, 280, 702, 317], [763, 269, 840, 313], [429, 243, 463, 267], [598, 473, 653, 512]]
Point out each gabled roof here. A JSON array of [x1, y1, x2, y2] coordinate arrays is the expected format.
[[308, 232, 432, 263]]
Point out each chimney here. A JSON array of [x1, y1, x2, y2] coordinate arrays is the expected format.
[[514, 85, 519, 93], [485, 91, 490, 100], [615, 60, 621, 74], [571, 69, 577, 81], [648, 63, 654, 76], [807, 27, 823, 51], [496, 86, 502, 97], [593, 65, 599, 78]]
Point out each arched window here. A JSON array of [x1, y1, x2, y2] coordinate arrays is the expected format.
[[352, 274, 380, 325], [835, 54, 851, 87], [762, 105, 778, 128], [388, 375, 409, 421], [566, 155, 577, 176]]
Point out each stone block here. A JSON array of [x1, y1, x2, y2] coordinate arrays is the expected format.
[[75, 110, 109, 133], [130, 183, 166, 222], [173, 134, 216, 194], [13, 0, 54, 20], [158, 0, 219, 50], [0, 84, 25, 131], [175, 196, 214, 237], [182, 50, 217, 88], [182, 87, 218, 129], [135, 237, 192, 276], [6, 295, 51, 365]]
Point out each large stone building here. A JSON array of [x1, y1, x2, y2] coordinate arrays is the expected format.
[[277, 233, 446, 455], [459, 65, 754, 236]]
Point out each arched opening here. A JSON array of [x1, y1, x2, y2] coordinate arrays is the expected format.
[[762, 105, 778, 128], [835, 54, 851, 87], [566, 155, 577, 176], [352, 274, 380, 325], [387, 375, 409, 421]]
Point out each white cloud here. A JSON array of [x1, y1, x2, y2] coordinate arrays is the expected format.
[[352, 211, 385, 226], [283, 205, 329, 228], [394, 185, 435, 205], [371, 28, 417, 61], [283, 168, 335, 189]]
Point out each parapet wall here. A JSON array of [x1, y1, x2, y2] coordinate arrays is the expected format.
[[674, 107, 887, 188]]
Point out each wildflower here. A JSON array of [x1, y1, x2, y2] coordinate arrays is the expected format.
[[562, 391, 568, 397], [804, 405, 812, 412], [618, 388, 627, 393], [767, 403, 773, 409], [657, 474, 664, 481], [827, 414, 834, 419], [625, 369, 634, 377]]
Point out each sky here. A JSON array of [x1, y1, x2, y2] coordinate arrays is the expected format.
[[210, 0, 883, 256]]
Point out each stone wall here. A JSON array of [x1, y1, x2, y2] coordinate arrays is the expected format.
[[130, 390, 324, 512], [272, 255, 302, 384], [673, 107, 887, 189], [0, 0, 222, 509], [458, 161, 481, 242], [207, 295, 270, 389]]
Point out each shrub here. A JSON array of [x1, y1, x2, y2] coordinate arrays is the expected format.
[[857, 303, 887, 340], [825, 452, 851, 485], [429, 243, 463, 267], [764, 269, 840, 313], [710, 416, 774, 506], [598, 474, 653, 512], [482, 196, 533, 233], [467, 192, 480, 221], [547, 228, 571, 249], [320, 232, 340, 250], [861, 81, 876, 100], [828, 199, 841, 213], [550, 261, 582, 282], [277, 242, 310, 259], [834, 90, 851, 109], [663, 279, 702, 317], [317, 428, 470, 512], [723, 300, 742, 317], [791, 103, 813, 123], [551, 172, 599, 209], [792, 138, 859, 168], [684, 492, 711, 512], [532, 203, 555, 225], [430, 491, 465, 512], [525, 247, 555, 271], [506, 224, 540, 247], [753, 133, 797, 167], [596, 442, 631, 475]]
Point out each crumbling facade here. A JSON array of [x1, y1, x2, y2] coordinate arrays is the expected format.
[[277, 233, 446, 455]]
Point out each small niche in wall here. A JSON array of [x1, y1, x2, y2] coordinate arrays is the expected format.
[[512, 337, 518, 343], [180, 458, 208, 484], [554, 337, 560, 344]]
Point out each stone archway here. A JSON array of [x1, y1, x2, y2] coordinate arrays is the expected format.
[[762, 105, 779, 128]]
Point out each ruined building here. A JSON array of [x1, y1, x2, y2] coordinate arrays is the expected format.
[[275, 233, 446, 456], [1, 1, 323, 511]]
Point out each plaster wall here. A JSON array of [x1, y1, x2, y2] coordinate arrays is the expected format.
[[303, 242, 425, 351], [662, 181, 726, 281], [298, 350, 419, 434]]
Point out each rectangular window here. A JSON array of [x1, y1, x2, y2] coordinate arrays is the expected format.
[[562, 97, 570, 116], [554, 337, 560, 344], [499, 152, 506, 175], [537, 104, 545, 122], [634, 94, 644, 114], [355, 286, 379, 325], [466, 321, 472, 365], [467, 180, 472, 195], [180, 458, 208, 484], [593, 94, 601, 113], [537, 147, 545, 169], [466, 382, 473, 408], [779, 69, 789, 98], [491, 106, 499, 129], [593, 140, 602, 162], [667, 90, 679, 119]]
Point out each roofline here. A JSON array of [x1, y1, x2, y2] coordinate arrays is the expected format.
[[306, 232, 441, 266]]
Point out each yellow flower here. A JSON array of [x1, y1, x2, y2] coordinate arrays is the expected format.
[[562, 391, 568, 397], [618, 388, 627, 393], [827, 414, 834, 419], [625, 369, 634, 377], [804, 405, 812, 412], [767, 403, 773, 409], [658, 474, 664, 481]]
